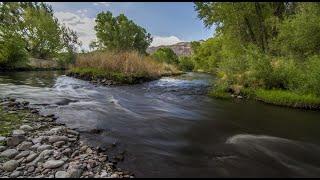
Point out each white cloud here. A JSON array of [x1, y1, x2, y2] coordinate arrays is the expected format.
[[54, 11, 96, 51], [150, 36, 183, 47], [93, 2, 112, 7]]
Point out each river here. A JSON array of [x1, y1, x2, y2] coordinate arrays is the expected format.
[[1, 71, 320, 177]]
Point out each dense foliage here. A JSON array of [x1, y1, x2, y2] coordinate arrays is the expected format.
[[152, 47, 179, 65], [91, 11, 152, 54], [193, 2, 320, 99], [0, 2, 80, 69]]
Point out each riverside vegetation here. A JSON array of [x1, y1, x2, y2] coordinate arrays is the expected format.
[[189, 2, 320, 110]]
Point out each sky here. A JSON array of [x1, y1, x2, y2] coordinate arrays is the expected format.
[[46, 2, 214, 51]]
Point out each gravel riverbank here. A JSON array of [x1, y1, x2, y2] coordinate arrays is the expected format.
[[0, 97, 133, 178]]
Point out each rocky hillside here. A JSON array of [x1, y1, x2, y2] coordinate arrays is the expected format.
[[147, 42, 194, 57]]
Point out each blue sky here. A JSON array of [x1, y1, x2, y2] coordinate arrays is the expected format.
[[47, 2, 214, 51]]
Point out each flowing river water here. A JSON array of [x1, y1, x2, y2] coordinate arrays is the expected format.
[[1, 71, 320, 177]]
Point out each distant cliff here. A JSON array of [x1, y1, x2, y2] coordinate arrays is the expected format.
[[147, 42, 194, 57]]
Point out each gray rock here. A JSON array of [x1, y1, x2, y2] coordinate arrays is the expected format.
[[62, 148, 72, 156], [6, 135, 26, 147], [110, 173, 119, 178], [12, 130, 25, 136], [19, 125, 33, 132], [49, 127, 66, 135], [37, 144, 52, 152], [14, 151, 30, 160], [25, 152, 38, 163], [43, 160, 65, 169], [67, 167, 82, 178], [17, 141, 33, 151], [31, 137, 44, 145], [67, 129, 79, 136], [27, 166, 35, 173], [10, 170, 22, 178], [2, 160, 19, 172], [0, 145, 6, 152], [55, 171, 70, 178], [30, 143, 40, 151], [48, 136, 68, 143], [0, 136, 7, 143], [0, 149, 18, 159], [53, 141, 65, 148]]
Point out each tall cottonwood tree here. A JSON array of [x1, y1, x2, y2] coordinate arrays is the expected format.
[[92, 11, 152, 54]]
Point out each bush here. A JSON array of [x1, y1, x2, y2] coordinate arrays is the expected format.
[[178, 56, 194, 71], [0, 37, 29, 69], [152, 47, 179, 65], [302, 55, 320, 96]]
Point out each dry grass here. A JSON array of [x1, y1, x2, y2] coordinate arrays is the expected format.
[[72, 51, 179, 78]]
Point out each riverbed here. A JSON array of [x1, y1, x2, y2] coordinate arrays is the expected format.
[[1, 71, 320, 177]]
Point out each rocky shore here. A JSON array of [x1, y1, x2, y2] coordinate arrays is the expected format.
[[0, 97, 133, 178]]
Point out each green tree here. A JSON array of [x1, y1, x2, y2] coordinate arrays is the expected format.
[[152, 47, 179, 65], [93, 11, 152, 54]]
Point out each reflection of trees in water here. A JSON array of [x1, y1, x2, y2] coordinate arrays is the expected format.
[[0, 71, 65, 87]]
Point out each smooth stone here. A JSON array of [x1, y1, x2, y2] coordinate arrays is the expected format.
[[17, 141, 33, 151], [0, 136, 7, 143], [10, 170, 22, 178], [0, 146, 6, 152], [48, 136, 68, 143], [37, 144, 52, 152], [49, 127, 66, 134], [25, 153, 38, 163], [0, 149, 18, 159], [43, 160, 65, 169], [27, 166, 35, 173], [12, 130, 25, 136], [19, 125, 33, 132], [67, 129, 79, 136], [67, 167, 82, 178], [6, 135, 26, 147], [31, 137, 45, 144], [55, 171, 70, 178], [53, 141, 65, 148], [14, 151, 30, 160], [2, 160, 19, 172], [110, 173, 119, 178]]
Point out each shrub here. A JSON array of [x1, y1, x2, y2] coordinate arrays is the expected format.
[[302, 55, 320, 96], [0, 37, 29, 69], [178, 56, 194, 71], [152, 47, 179, 65]]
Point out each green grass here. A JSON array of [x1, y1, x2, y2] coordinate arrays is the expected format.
[[69, 67, 151, 84], [0, 107, 28, 137], [255, 89, 320, 109], [208, 89, 232, 99]]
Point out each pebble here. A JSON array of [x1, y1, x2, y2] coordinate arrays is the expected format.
[[55, 171, 70, 178], [19, 125, 33, 131], [48, 136, 68, 143], [6, 135, 26, 147], [0, 146, 6, 152], [2, 160, 19, 172], [10, 170, 22, 178], [37, 144, 52, 152], [0, 149, 18, 159], [12, 130, 26, 136], [17, 141, 33, 151], [43, 160, 65, 169], [0, 136, 7, 143], [14, 151, 30, 160]]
